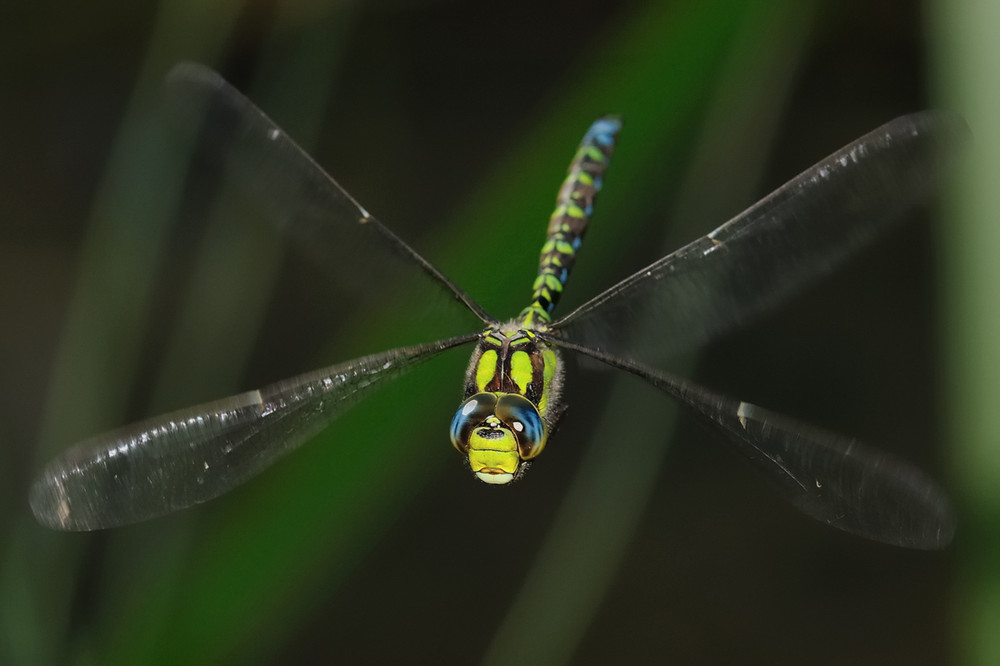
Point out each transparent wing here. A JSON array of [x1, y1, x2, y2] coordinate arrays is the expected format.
[[30, 334, 477, 531], [549, 338, 954, 549], [165, 62, 494, 325], [550, 112, 967, 362]]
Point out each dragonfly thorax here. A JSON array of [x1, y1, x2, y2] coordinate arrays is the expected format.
[[450, 327, 562, 483]]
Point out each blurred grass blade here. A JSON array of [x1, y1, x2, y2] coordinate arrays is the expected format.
[[931, 1, 1000, 664], [89, 6, 359, 664], [483, 2, 819, 663], [2, 2, 244, 663]]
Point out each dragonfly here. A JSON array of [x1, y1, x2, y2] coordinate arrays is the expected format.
[[30, 63, 962, 548]]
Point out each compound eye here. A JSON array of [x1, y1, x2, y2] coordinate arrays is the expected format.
[[449, 393, 498, 453], [495, 394, 547, 460]]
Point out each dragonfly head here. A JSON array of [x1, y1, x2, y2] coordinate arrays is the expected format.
[[450, 392, 547, 484]]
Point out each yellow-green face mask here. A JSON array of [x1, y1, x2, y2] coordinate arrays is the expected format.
[[449, 392, 548, 484]]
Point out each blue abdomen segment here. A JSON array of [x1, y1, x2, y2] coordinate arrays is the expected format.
[[520, 116, 622, 327]]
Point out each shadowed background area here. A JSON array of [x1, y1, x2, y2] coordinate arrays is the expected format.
[[1, 0, 997, 663]]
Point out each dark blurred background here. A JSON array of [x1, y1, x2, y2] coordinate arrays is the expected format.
[[1, 0, 997, 664]]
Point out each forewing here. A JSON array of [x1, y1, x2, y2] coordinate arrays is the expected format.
[[165, 62, 493, 325], [552, 112, 967, 363]]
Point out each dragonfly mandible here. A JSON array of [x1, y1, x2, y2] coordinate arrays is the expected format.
[[30, 63, 963, 548]]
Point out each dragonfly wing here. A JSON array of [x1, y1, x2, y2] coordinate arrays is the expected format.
[[551, 111, 967, 363], [164, 63, 494, 325], [30, 334, 477, 531], [549, 338, 954, 549]]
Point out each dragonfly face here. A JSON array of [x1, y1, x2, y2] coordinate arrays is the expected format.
[[450, 327, 561, 483], [449, 392, 545, 483]]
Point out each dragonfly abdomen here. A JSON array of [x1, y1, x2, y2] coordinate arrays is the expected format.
[[520, 116, 622, 327]]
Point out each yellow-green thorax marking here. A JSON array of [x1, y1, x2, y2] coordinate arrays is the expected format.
[[451, 116, 621, 484]]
